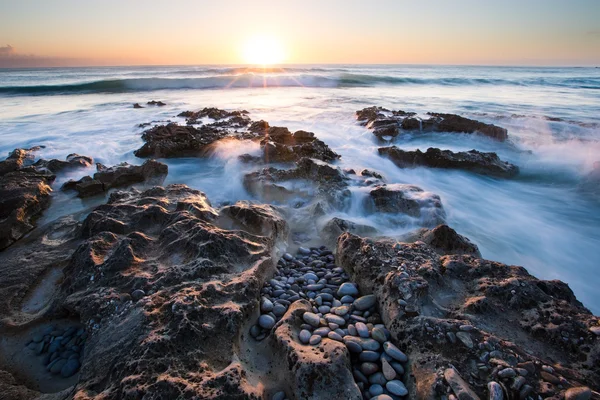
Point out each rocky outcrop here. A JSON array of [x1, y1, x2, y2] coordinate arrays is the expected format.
[[178, 107, 250, 126], [0, 185, 293, 399], [0, 148, 92, 251], [244, 157, 349, 207], [261, 126, 340, 163], [366, 184, 446, 226], [356, 107, 508, 141], [419, 224, 481, 257], [379, 146, 519, 178], [134, 123, 232, 158], [336, 232, 600, 399], [62, 160, 168, 197], [320, 217, 378, 249]]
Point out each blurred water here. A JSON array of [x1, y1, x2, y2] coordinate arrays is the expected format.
[[0, 65, 599, 313]]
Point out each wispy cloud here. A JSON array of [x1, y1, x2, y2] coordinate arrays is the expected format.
[[0, 44, 16, 56]]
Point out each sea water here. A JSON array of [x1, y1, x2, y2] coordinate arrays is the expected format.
[[0, 65, 599, 313]]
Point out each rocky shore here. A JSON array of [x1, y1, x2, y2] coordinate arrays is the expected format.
[[0, 106, 598, 400]]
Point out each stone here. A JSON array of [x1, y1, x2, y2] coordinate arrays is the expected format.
[[337, 282, 359, 297], [381, 358, 396, 380], [258, 314, 276, 330], [272, 391, 286, 400], [354, 295, 377, 311], [60, 358, 80, 378], [360, 338, 381, 351], [356, 322, 370, 338], [261, 298, 274, 312], [345, 340, 363, 353], [298, 329, 311, 344], [371, 326, 387, 343], [378, 146, 518, 178], [369, 384, 384, 396], [309, 335, 322, 345], [498, 368, 516, 379], [371, 396, 393, 400], [324, 314, 345, 326], [327, 331, 343, 342], [383, 342, 407, 362], [564, 387, 592, 400], [273, 304, 287, 317], [359, 351, 380, 362], [386, 380, 408, 396], [302, 312, 320, 327], [487, 381, 503, 400], [131, 289, 145, 301], [50, 358, 67, 374], [456, 331, 474, 349], [360, 362, 379, 375], [444, 368, 481, 400]]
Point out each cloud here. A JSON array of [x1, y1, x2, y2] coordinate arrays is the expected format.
[[0, 45, 16, 56]]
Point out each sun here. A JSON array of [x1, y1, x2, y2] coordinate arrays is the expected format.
[[242, 35, 286, 65]]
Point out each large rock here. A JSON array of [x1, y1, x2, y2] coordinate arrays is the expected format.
[[336, 232, 600, 399], [367, 184, 446, 226], [356, 107, 508, 141], [178, 107, 250, 126], [0, 184, 294, 399], [34, 153, 93, 174], [63, 159, 168, 198], [378, 146, 519, 178], [134, 123, 231, 158], [261, 126, 340, 163], [417, 224, 481, 257], [320, 217, 378, 249]]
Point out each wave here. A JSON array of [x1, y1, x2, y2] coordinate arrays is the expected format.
[[1, 73, 599, 95]]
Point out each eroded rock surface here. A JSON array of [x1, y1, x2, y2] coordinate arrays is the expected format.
[[379, 146, 519, 178], [336, 232, 600, 399], [62, 159, 168, 197], [261, 126, 340, 163], [0, 148, 92, 250], [357, 107, 508, 141]]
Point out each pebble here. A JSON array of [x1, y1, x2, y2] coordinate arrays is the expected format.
[[371, 396, 393, 400], [565, 387, 592, 400], [327, 331, 343, 342], [261, 298, 274, 312], [345, 340, 363, 353], [455, 332, 473, 349], [60, 359, 80, 378], [354, 295, 377, 311], [369, 384, 384, 396], [258, 314, 276, 330], [497, 368, 516, 379], [325, 314, 345, 326], [487, 381, 504, 400], [309, 335, 322, 345], [359, 351, 380, 362], [131, 289, 145, 301], [314, 327, 331, 336], [360, 338, 381, 351], [338, 282, 359, 297], [381, 358, 396, 380], [299, 329, 311, 344], [355, 322, 370, 338], [371, 327, 387, 343], [360, 362, 379, 375], [383, 341, 407, 362], [386, 380, 408, 396], [369, 372, 387, 386], [302, 312, 320, 327], [50, 358, 67, 374], [272, 304, 287, 317], [272, 391, 286, 400]]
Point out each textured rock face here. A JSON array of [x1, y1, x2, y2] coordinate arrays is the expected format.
[[134, 123, 231, 158], [356, 107, 508, 141], [367, 184, 446, 226], [320, 217, 378, 249], [244, 157, 350, 207], [261, 126, 340, 163], [378, 146, 519, 178], [0, 184, 294, 399], [418, 224, 481, 257], [336, 233, 600, 400], [63, 160, 168, 198], [34, 154, 93, 174]]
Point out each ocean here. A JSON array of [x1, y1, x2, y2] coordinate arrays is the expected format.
[[0, 64, 599, 314]]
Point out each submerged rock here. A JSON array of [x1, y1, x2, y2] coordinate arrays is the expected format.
[[378, 146, 519, 178]]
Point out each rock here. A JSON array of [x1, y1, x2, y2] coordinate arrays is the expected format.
[[147, 100, 166, 106], [261, 126, 340, 163], [355, 322, 370, 338], [309, 335, 322, 345], [0, 150, 54, 249], [354, 295, 377, 311], [131, 289, 145, 301], [381, 358, 396, 380], [444, 368, 481, 400], [386, 380, 408, 396], [371, 395, 393, 400], [497, 368, 516, 379], [487, 381, 503, 400], [367, 183, 446, 226], [303, 312, 321, 327], [455, 331, 474, 349], [564, 387, 592, 400], [320, 217, 378, 249], [337, 282, 359, 297], [50, 358, 67, 374], [297, 329, 311, 345], [60, 358, 80, 378], [356, 106, 390, 125], [369, 384, 384, 396], [133, 103, 144, 108], [383, 342, 407, 362], [378, 146, 519, 178], [259, 314, 276, 329], [34, 153, 94, 174], [64, 160, 168, 198], [360, 362, 379, 375], [371, 327, 387, 343], [418, 224, 481, 257]]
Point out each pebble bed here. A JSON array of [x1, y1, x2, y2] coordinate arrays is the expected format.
[[25, 325, 86, 378], [250, 246, 409, 400]]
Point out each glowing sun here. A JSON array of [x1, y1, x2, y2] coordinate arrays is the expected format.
[[242, 35, 286, 65]]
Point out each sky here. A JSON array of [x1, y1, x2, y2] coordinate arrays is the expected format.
[[1, 0, 599, 67]]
